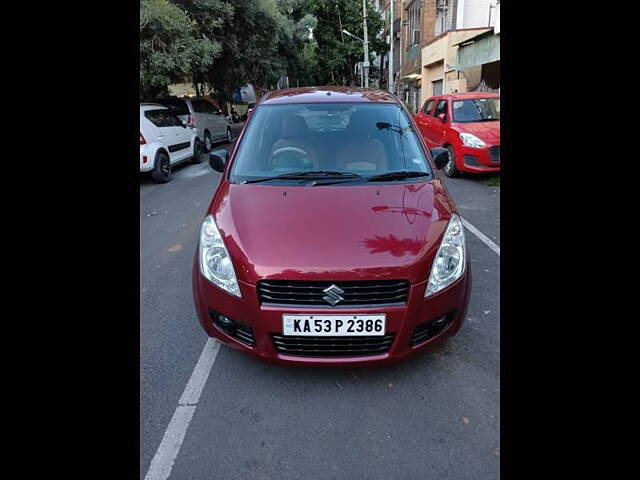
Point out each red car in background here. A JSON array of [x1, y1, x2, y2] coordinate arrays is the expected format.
[[414, 92, 500, 177]]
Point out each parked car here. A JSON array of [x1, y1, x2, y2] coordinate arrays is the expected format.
[[140, 104, 201, 183], [192, 86, 471, 366], [155, 97, 232, 152], [242, 102, 256, 121], [414, 92, 500, 177]]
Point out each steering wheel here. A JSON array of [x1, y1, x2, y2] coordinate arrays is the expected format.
[[270, 146, 311, 168]]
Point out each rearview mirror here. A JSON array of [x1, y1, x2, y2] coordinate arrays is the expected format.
[[209, 149, 229, 172], [431, 147, 449, 170]]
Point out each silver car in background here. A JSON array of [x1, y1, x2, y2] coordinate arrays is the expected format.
[[155, 97, 232, 151]]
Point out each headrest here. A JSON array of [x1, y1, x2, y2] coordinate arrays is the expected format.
[[280, 115, 308, 138]]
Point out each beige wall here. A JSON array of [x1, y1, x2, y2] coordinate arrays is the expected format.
[[423, 61, 443, 98], [460, 66, 483, 89], [421, 28, 492, 101]]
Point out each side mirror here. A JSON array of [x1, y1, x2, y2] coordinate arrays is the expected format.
[[209, 149, 229, 172], [181, 120, 188, 128], [431, 147, 449, 170], [437, 113, 447, 123]]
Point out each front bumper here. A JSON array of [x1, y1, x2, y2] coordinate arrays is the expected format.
[[455, 143, 500, 173], [192, 257, 471, 367]]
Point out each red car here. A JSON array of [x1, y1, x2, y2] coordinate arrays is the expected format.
[[414, 92, 500, 177], [192, 86, 471, 366]]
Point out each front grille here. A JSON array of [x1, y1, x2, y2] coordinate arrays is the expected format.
[[272, 333, 395, 357], [257, 280, 410, 307], [488, 146, 500, 163], [411, 312, 454, 346]]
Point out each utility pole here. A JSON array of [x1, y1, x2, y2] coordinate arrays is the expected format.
[[362, 0, 369, 88], [388, 0, 394, 93]]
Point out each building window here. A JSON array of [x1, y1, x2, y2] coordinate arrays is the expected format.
[[435, 0, 455, 36], [406, 0, 421, 47]]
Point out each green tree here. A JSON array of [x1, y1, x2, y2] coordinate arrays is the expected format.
[[312, 0, 387, 86], [140, 0, 221, 98], [172, 0, 234, 95], [173, 0, 296, 103]]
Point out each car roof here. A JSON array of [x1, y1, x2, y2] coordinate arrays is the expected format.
[[429, 92, 500, 101], [259, 86, 400, 106], [140, 103, 168, 111]]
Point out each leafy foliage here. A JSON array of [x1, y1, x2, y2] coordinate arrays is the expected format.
[[140, 0, 388, 99], [140, 0, 222, 98]]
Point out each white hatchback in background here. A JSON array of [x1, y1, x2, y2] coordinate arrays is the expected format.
[[155, 97, 232, 152], [140, 104, 202, 183]]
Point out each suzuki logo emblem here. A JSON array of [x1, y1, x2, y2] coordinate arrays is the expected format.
[[322, 284, 344, 306]]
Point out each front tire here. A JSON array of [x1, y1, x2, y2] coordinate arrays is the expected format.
[[151, 151, 172, 183], [444, 146, 460, 178], [191, 138, 203, 164], [225, 128, 232, 144]]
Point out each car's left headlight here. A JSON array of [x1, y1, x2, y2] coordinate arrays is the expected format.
[[459, 132, 486, 148], [425, 214, 466, 297], [199, 214, 241, 297]]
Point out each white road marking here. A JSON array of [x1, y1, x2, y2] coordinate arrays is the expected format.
[[462, 218, 500, 256], [144, 338, 222, 480]]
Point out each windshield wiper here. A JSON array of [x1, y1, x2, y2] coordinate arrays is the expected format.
[[365, 171, 431, 182], [376, 122, 407, 136], [241, 170, 362, 184]]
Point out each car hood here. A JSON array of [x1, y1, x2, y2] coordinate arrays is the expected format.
[[453, 121, 500, 144], [211, 181, 455, 285]]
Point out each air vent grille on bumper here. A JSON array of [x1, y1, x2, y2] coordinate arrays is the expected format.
[[272, 334, 395, 357], [257, 280, 410, 307], [488, 146, 500, 163], [209, 309, 255, 347], [411, 312, 454, 346]]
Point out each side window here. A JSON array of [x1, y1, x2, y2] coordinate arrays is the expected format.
[[164, 112, 183, 127], [145, 110, 182, 127], [433, 100, 448, 118], [157, 99, 189, 116], [191, 100, 204, 113], [201, 101, 218, 114], [422, 100, 434, 115]]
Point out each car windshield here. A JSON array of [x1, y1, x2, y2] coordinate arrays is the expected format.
[[229, 103, 432, 184], [452, 97, 500, 122]]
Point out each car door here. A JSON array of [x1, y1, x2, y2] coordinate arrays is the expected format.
[[155, 110, 192, 163], [168, 112, 193, 163], [414, 98, 435, 147], [201, 100, 226, 140], [431, 99, 450, 146], [189, 100, 207, 142], [213, 107, 228, 139]]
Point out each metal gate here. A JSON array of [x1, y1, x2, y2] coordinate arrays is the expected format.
[[432, 79, 443, 96]]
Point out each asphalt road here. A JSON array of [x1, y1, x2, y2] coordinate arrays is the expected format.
[[140, 137, 500, 480]]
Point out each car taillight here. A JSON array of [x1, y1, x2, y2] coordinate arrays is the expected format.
[[140, 132, 146, 145]]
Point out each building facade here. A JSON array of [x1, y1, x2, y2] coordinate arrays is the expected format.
[[379, 0, 499, 113], [420, 0, 499, 102]]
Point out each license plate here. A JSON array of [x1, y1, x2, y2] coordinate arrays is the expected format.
[[282, 314, 386, 336]]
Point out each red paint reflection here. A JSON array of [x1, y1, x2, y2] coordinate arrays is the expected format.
[[360, 234, 422, 257]]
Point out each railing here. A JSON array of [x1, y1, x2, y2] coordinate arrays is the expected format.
[[469, 79, 500, 93]]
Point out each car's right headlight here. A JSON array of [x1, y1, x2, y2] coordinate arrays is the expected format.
[[425, 214, 466, 297], [199, 215, 241, 297], [459, 132, 486, 148]]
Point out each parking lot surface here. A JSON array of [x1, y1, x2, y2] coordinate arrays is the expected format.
[[140, 139, 500, 479]]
